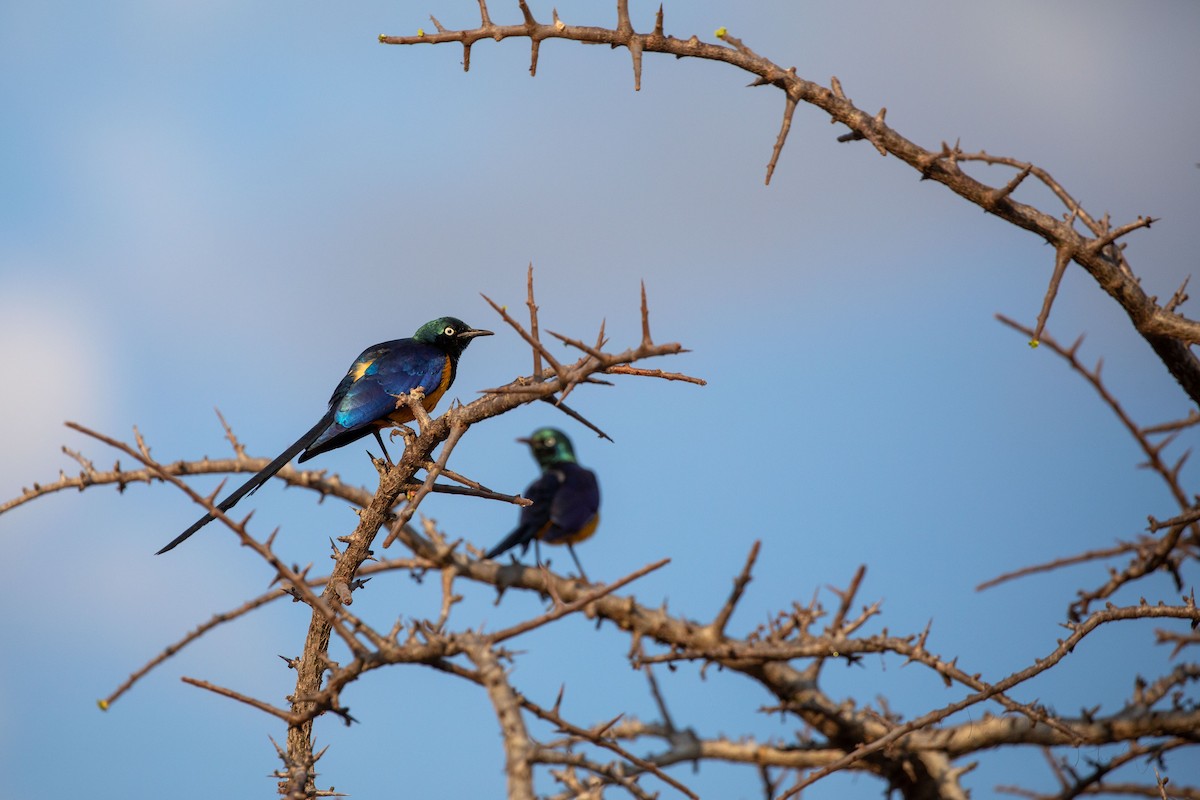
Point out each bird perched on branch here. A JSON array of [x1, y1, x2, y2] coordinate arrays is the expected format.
[[486, 427, 601, 580], [157, 316, 492, 554]]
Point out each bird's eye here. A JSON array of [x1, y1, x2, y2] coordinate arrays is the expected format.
[[544, 437, 556, 447], [443, 326, 456, 336]]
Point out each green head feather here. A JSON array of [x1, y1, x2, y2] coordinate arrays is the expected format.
[[521, 427, 577, 467], [412, 317, 493, 356]]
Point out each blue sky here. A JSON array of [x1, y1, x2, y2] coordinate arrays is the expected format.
[[2, 1, 1199, 797]]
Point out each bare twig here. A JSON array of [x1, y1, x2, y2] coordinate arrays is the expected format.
[[381, 6, 1200, 403]]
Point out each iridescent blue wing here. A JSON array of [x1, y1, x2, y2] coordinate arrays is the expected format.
[[301, 339, 447, 460], [544, 463, 600, 542]]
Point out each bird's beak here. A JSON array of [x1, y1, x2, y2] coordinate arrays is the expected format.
[[515, 437, 532, 445], [458, 328, 493, 339]]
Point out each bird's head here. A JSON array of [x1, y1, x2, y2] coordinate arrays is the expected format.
[[414, 317, 494, 356], [519, 427, 576, 467]]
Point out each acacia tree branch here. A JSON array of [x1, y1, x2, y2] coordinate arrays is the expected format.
[[26, 349, 1196, 799], [181, 676, 298, 724], [975, 541, 1141, 592], [1, 449, 365, 517], [13, 417, 1199, 798], [463, 640, 535, 800], [7, 8, 1199, 792], [996, 739, 1198, 800], [994, 315, 1198, 618], [5, 435, 518, 520], [100, 552, 433, 710], [279, 278, 701, 792], [380, 3, 1200, 405], [60, 424, 366, 656], [777, 601, 1200, 796]]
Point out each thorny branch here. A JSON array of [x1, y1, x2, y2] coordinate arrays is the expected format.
[[992, 315, 1200, 620], [8, 275, 706, 798], [380, 1, 1200, 407], [275, 276, 700, 792], [9, 413, 1200, 800], [5, 4, 1200, 799]]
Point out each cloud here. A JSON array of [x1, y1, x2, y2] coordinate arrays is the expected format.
[[0, 279, 117, 487]]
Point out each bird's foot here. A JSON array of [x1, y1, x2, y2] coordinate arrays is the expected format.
[[391, 423, 417, 447]]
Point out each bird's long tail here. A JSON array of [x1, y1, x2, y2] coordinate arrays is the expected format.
[[485, 526, 533, 560], [156, 411, 334, 554]]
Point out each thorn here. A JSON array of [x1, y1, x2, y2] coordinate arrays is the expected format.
[[765, 93, 797, 185], [629, 36, 643, 90], [1032, 244, 1072, 344], [639, 280, 652, 346], [984, 164, 1033, 210], [518, 0, 536, 26]]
